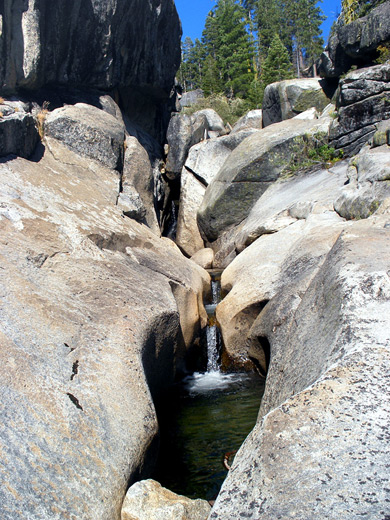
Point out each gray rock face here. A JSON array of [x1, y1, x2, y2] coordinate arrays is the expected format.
[[119, 134, 160, 234], [329, 64, 390, 156], [0, 0, 181, 141], [0, 110, 38, 158], [318, 2, 390, 78], [44, 103, 126, 170], [210, 219, 390, 519], [262, 78, 330, 127], [231, 109, 262, 133], [0, 136, 209, 519], [179, 89, 204, 108], [334, 144, 390, 219], [176, 130, 258, 256], [121, 479, 211, 520], [218, 212, 348, 368], [165, 113, 208, 177], [197, 118, 330, 242], [0, 0, 181, 95]]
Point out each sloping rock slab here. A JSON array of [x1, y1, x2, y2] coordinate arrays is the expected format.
[[121, 479, 211, 520], [197, 118, 330, 242], [210, 219, 390, 519], [235, 161, 349, 251], [0, 139, 208, 520]]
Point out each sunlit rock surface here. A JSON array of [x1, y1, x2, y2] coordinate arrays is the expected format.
[[0, 134, 208, 519]]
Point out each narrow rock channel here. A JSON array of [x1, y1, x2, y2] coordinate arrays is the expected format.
[[152, 272, 265, 502]]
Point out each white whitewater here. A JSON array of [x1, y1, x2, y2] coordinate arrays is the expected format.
[[185, 274, 246, 395]]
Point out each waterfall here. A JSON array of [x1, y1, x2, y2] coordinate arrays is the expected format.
[[205, 274, 223, 373]]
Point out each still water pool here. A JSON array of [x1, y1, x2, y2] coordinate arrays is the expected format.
[[153, 371, 265, 501]]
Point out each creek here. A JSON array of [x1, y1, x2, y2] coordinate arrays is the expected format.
[[153, 274, 265, 501]]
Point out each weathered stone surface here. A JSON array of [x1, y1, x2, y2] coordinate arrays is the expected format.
[[235, 161, 349, 251], [318, 2, 390, 78], [194, 109, 226, 136], [0, 0, 181, 95], [210, 219, 390, 519], [119, 134, 160, 233], [184, 130, 257, 186], [197, 118, 331, 242], [44, 103, 126, 170], [121, 479, 211, 520], [334, 144, 390, 219], [176, 130, 257, 256], [176, 168, 205, 256], [179, 89, 204, 108], [165, 113, 209, 177], [217, 213, 348, 368], [329, 64, 390, 156], [0, 0, 181, 142], [190, 248, 214, 269], [0, 137, 209, 519], [0, 110, 38, 158], [372, 119, 390, 147], [231, 109, 263, 133], [262, 78, 330, 127]]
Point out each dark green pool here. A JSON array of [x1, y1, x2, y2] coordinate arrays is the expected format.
[[153, 371, 265, 501]]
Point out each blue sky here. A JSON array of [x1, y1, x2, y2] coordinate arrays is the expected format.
[[174, 0, 341, 45]]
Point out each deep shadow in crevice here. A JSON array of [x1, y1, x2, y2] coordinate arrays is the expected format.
[[249, 336, 271, 378]]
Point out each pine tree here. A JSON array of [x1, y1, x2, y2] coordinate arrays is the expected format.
[[202, 0, 255, 98], [261, 34, 293, 86]]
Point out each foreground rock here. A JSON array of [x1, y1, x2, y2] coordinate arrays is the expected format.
[[329, 63, 390, 156], [0, 136, 208, 519], [210, 218, 390, 519], [217, 212, 348, 369], [121, 479, 211, 520], [262, 78, 331, 127], [197, 117, 331, 243]]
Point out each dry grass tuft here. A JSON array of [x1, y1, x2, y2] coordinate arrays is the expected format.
[[36, 101, 50, 139]]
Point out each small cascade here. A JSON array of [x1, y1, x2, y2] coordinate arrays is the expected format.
[[206, 324, 220, 372], [204, 272, 223, 373], [153, 271, 265, 500], [166, 200, 178, 240]]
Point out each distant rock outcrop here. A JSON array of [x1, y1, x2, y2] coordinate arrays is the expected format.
[[329, 63, 390, 156], [318, 1, 390, 78], [262, 78, 331, 127]]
